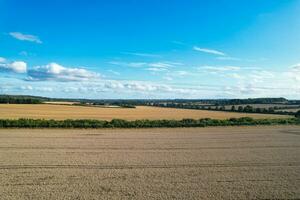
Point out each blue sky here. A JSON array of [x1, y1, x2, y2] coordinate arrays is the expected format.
[[1, 0, 300, 99]]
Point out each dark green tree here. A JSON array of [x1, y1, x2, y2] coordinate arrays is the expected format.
[[255, 108, 262, 113], [267, 107, 274, 113], [231, 105, 236, 111], [295, 110, 300, 118], [243, 105, 253, 112], [238, 106, 243, 112]]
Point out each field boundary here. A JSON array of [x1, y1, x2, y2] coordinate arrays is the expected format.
[[0, 117, 299, 128]]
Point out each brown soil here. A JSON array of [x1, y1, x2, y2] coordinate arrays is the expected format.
[[0, 126, 299, 199]]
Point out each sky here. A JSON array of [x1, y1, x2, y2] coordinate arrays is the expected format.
[[0, 0, 300, 99]]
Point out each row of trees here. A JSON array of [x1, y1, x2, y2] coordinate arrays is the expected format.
[[0, 96, 43, 104], [0, 95, 296, 107], [214, 98, 288, 105], [146, 98, 288, 106], [210, 105, 296, 115], [152, 103, 296, 116], [229, 105, 279, 114], [0, 117, 299, 128]]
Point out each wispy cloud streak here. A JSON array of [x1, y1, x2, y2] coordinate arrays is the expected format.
[[193, 46, 225, 56], [9, 32, 42, 44], [122, 52, 161, 58]]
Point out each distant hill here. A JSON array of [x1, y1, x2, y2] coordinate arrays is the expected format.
[[0, 94, 298, 105]]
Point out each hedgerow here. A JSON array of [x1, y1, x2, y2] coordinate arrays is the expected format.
[[0, 117, 299, 128]]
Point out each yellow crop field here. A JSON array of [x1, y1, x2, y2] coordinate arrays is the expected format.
[[0, 104, 291, 120]]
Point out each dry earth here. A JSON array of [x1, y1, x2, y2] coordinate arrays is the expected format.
[[0, 104, 291, 120], [0, 126, 299, 199]]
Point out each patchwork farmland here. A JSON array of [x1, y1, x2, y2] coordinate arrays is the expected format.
[[0, 104, 291, 120]]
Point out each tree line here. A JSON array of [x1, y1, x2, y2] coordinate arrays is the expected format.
[[0, 117, 299, 128], [78, 102, 136, 108], [0, 95, 294, 106], [151, 103, 297, 116], [296, 110, 300, 118], [0, 95, 43, 104]]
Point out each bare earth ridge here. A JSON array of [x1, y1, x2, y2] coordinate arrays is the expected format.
[[0, 126, 299, 199]]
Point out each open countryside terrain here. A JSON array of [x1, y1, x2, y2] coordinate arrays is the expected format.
[[43, 101, 79, 105], [214, 104, 300, 110], [276, 108, 300, 113], [0, 126, 299, 200], [0, 104, 291, 120]]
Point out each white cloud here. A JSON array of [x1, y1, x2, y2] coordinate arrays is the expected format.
[[249, 70, 275, 83], [116, 82, 194, 94], [18, 51, 36, 57], [3, 58, 300, 98], [27, 62, 100, 81], [286, 63, 300, 81], [226, 73, 243, 79], [9, 61, 27, 73], [61, 80, 202, 97], [109, 61, 179, 69], [217, 66, 300, 98], [109, 61, 183, 73], [0, 61, 27, 73], [163, 76, 173, 81], [146, 67, 167, 72], [159, 70, 191, 82], [291, 63, 300, 70], [107, 70, 120, 75], [193, 46, 226, 56], [216, 56, 241, 61], [165, 70, 190, 78], [122, 52, 161, 58], [9, 32, 42, 44], [109, 61, 147, 67], [36, 87, 53, 92], [199, 65, 240, 73], [147, 62, 181, 73], [20, 85, 33, 90], [164, 61, 184, 66], [175, 71, 189, 76], [0, 57, 6, 63], [149, 62, 173, 68]]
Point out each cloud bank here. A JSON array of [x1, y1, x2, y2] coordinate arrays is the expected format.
[[27, 63, 100, 81], [0, 57, 27, 73]]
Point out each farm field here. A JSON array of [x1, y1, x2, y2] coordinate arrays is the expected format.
[[0, 104, 291, 120], [276, 108, 300, 113], [0, 126, 299, 199], [43, 101, 79, 105], [209, 104, 300, 110]]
